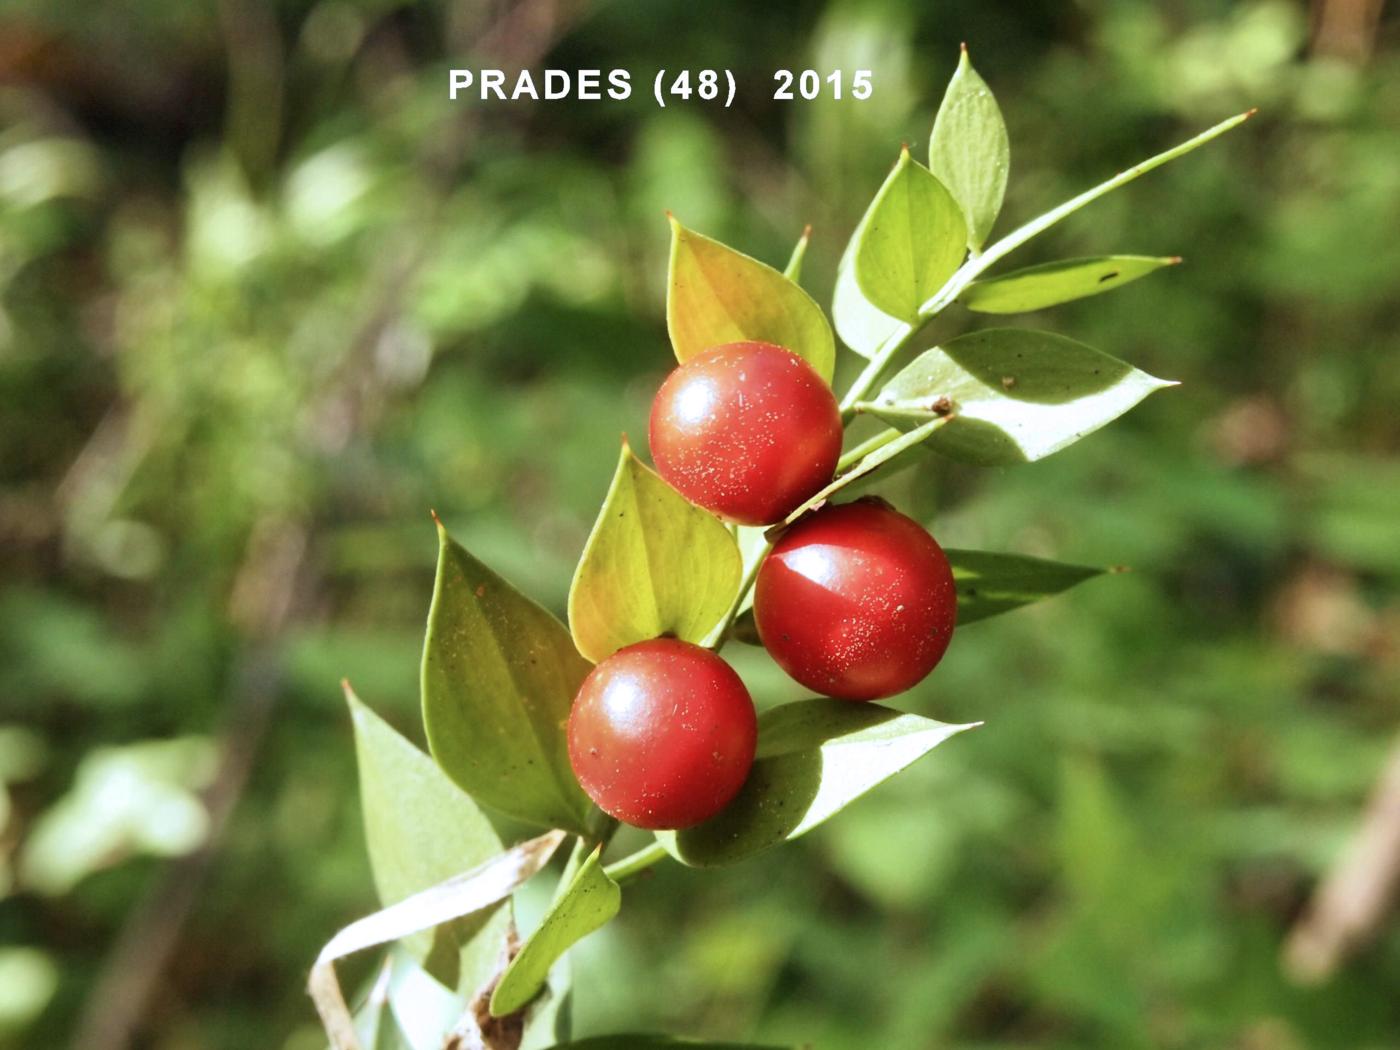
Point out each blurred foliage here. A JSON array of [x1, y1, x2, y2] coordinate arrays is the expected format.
[[1, 0, 1398, 1048]]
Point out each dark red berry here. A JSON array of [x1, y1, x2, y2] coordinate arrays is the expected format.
[[649, 341, 842, 526], [568, 638, 757, 829], [754, 501, 957, 701]]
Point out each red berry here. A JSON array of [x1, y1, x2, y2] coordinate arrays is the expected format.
[[567, 638, 757, 830], [754, 500, 957, 701], [649, 341, 842, 526]]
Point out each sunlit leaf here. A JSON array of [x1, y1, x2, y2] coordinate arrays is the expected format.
[[929, 45, 1010, 251], [491, 847, 621, 1016], [861, 328, 1175, 465], [659, 700, 975, 867], [962, 255, 1179, 314], [667, 218, 835, 382], [832, 220, 906, 360], [347, 685, 511, 990], [569, 441, 741, 663], [422, 521, 592, 833], [947, 550, 1107, 625], [854, 150, 967, 322]]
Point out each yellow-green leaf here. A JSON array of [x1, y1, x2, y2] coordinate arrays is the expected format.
[[490, 846, 620, 1016], [929, 45, 1010, 251], [568, 441, 742, 663], [962, 255, 1180, 314], [667, 218, 835, 382], [853, 150, 967, 322], [422, 521, 593, 833]]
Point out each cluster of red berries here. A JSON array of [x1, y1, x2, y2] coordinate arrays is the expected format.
[[568, 342, 958, 831]]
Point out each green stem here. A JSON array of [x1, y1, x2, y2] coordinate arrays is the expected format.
[[552, 836, 592, 903], [836, 428, 901, 473], [554, 815, 619, 901], [602, 840, 670, 884], [708, 533, 772, 650]]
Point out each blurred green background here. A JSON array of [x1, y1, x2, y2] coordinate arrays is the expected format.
[[2, 0, 1399, 1047]]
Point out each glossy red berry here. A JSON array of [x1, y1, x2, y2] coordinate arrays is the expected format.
[[649, 341, 842, 526], [567, 638, 757, 830], [754, 500, 957, 701]]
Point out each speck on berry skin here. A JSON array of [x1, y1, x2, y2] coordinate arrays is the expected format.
[[754, 500, 957, 701], [649, 341, 842, 526]]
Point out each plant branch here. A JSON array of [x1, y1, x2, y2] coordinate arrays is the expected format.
[[708, 533, 772, 651], [837, 428, 901, 472], [603, 841, 670, 884], [836, 109, 1255, 421]]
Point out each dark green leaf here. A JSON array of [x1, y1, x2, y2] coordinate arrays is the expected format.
[[854, 150, 967, 322], [658, 700, 975, 867], [962, 255, 1179, 314], [569, 441, 741, 663], [929, 45, 1010, 250], [667, 218, 835, 382], [422, 521, 593, 833], [491, 847, 621, 1016], [947, 549, 1107, 625], [347, 686, 510, 991], [862, 328, 1175, 465]]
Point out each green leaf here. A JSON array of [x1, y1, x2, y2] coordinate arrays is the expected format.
[[783, 225, 811, 282], [929, 45, 1010, 251], [422, 520, 592, 834], [947, 549, 1107, 625], [854, 150, 967, 322], [862, 328, 1176, 466], [658, 700, 975, 867], [347, 686, 510, 992], [667, 218, 835, 382], [962, 255, 1180, 314], [569, 441, 742, 663], [491, 847, 621, 1016], [832, 197, 906, 360]]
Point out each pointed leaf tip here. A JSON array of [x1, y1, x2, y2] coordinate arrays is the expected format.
[[930, 45, 1009, 250]]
